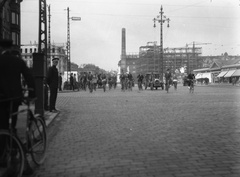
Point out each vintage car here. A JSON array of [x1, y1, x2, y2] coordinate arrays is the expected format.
[[144, 72, 164, 90]]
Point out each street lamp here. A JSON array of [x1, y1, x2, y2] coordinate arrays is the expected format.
[[66, 7, 81, 81], [153, 5, 170, 79]]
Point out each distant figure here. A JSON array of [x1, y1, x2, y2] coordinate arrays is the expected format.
[[47, 58, 59, 112], [73, 74, 77, 91], [70, 73, 74, 91]]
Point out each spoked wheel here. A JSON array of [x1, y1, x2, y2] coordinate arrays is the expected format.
[[103, 85, 106, 92], [28, 116, 47, 165], [0, 130, 25, 177], [166, 84, 169, 93], [190, 85, 194, 93]]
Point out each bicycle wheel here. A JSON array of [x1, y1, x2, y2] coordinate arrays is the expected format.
[[28, 116, 47, 165], [0, 130, 25, 177]]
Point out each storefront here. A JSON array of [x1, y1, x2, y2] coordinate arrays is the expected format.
[[194, 59, 240, 84]]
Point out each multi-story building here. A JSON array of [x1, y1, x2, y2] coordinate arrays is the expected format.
[[0, 0, 22, 49], [21, 43, 68, 74], [137, 41, 202, 76]]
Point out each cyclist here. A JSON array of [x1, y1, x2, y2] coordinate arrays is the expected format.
[[101, 73, 107, 92], [137, 73, 144, 90], [0, 39, 36, 173], [120, 72, 126, 91], [187, 71, 195, 89], [149, 72, 155, 90], [0, 39, 36, 132], [127, 72, 133, 91], [87, 72, 93, 93], [172, 73, 178, 90], [164, 68, 172, 92]]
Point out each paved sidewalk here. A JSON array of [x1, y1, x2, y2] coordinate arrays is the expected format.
[[17, 107, 59, 142]]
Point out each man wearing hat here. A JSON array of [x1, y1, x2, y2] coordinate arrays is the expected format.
[[0, 39, 36, 174], [47, 57, 59, 112]]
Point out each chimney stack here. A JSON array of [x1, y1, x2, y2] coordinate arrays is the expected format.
[[121, 28, 126, 56]]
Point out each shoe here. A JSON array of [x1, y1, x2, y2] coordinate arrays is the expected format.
[[188, 87, 190, 89]]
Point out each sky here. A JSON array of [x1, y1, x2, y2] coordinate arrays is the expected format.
[[21, 0, 240, 71]]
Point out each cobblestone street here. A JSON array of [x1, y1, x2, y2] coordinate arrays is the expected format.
[[32, 85, 240, 177]]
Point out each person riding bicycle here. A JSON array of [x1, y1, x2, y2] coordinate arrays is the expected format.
[[0, 39, 36, 174], [187, 71, 195, 89], [120, 72, 126, 91], [172, 74, 178, 90], [164, 68, 172, 91], [0, 39, 36, 132], [87, 72, 93, 92], [137, 73, 144, 90], [127, 72, 133, 90]]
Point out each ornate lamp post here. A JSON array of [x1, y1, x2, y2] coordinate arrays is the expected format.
[[153, 5, 170, 79]]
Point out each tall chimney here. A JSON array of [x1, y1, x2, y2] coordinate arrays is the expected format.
[[121, 28, 126, 56]]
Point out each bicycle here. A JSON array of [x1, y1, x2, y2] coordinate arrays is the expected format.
[[165, 80, 170, 93], [0, 94, 47, 177], [128, 80, 133, 91], [102, 79, 107, 92], [138, 81, 143, 91], [188, 79, 194, 93], [173, 79, 177, 91]]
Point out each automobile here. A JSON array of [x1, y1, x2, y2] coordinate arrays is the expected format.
[[144, 72, 164, 90]]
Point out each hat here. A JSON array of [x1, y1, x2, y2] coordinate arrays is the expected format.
[[52, 57, 59, 61], [0, 39, 13, 48]]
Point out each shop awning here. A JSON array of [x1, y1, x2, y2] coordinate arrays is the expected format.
[[217, 71, 228, 77], [232, 69, 240, 77], [224, 70, 236, 78]]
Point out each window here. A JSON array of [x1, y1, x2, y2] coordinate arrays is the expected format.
[[34, 48, 37, 53], [11, 32, 19, 46], [30, 48, 32, 53], [11, 12, 19, 25], [25, 48, 28, 53], [12, 32, 16, 45]]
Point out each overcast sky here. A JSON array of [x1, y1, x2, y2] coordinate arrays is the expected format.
[[21, 0, 240, 71]]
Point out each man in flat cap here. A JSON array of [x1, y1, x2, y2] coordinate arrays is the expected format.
[[47, 58, 59, 112]]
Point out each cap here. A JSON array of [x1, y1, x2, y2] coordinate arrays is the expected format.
[[52, 57, 59, 61], [0, 39, 13, 48]]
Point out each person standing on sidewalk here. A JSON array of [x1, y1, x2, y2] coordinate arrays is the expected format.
[[47, 58, 59, 112]]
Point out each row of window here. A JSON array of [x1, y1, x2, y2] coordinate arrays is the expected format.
[[20, 48, 65, 54]]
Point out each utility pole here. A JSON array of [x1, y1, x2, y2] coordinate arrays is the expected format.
[[67, 7, 70, 77], [48, 4, 51, 64], [32, 0, 47, 116], [65, 7, 81, 82], [153, 5, 170, 79]]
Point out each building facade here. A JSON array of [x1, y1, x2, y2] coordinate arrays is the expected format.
[[137, 41, 202, 77], [194, 56, 240, 84], [21, 43, 68, 74], [0, 0, 22, 49]]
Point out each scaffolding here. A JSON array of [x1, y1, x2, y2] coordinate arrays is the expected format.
[[137, 42, 202, 75]]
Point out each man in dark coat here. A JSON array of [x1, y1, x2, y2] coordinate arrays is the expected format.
[[58, 72, 62, 91], [0, 39, 36, 131], [47, 58, 59, 112]]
